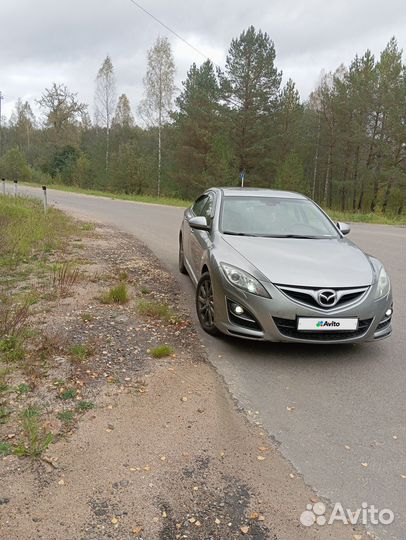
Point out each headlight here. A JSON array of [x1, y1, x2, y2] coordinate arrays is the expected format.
[[220, 263, 270, 298], [375, 266, 390, 298]]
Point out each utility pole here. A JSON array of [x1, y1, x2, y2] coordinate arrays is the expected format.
[[0, 91, 3, 157]]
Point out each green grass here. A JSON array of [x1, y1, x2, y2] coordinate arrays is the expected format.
[[69, 343, 93, 361], [0, 407, 12, 424], [15, 383, 31, 394], [81, 312, 93, 322], [22, 181, 191, 208], [140, 286, 151, 295], [0, 367, 11, 394], [0, 336, 26, 363], [57, 410, 75, 423], [0, 195, 78, 267], [327, 209, 405, 226], [100, 283, 129, 304], [0, 441, 12, 456], [13, 406, 53, 458], [59, 389, 77, 400], [21, 289, 40, 306], [137, 299, 180, 323], [118, 271, 129, 281], [81, 222, 96, 231], [150, 345, 174, 358], [76, 400, 95, 412]]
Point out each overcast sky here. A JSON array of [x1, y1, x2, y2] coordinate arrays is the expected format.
[[0, 0, 404, 122]]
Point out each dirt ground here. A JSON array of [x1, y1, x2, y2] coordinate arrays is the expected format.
[[0, 223, 366, 539]]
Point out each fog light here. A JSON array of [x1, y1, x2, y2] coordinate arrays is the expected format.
[[385, 308, 393, 317], [233, 304, 244, 315]]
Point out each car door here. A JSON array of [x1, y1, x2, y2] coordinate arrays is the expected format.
[[182, 194, 210, 276], [189, 192, 215, 279]]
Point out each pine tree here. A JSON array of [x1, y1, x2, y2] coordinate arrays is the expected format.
[[274, 79, 303, 181], [172, 60, 236, 196], [113, 94, 134, 128], [221, 26, 282, 183]]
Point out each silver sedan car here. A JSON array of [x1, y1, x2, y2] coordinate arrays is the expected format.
[[178, 188, 393, 344]]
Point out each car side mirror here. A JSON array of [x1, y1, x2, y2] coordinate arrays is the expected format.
[[337, 221, 351, 235], [189, 216, 210, 231]]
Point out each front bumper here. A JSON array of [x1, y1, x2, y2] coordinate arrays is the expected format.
[[211, 269, 393, 344]]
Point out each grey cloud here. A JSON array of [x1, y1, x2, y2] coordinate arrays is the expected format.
[[0, 0, 403, 118]]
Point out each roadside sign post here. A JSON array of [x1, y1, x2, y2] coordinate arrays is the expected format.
[[13, 179, 18, 197], [240, 170, 245, 188], [1, 178, 5, 195], [42, 185, 48, 214]]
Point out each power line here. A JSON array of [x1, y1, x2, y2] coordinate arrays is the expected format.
[[127, 0, 243, 109], [128, 0, 210, 62]]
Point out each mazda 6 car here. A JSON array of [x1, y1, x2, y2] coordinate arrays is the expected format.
[[178, 188, 393, 343]]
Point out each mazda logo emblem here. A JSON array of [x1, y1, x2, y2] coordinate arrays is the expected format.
[[317, 289, 338, 307]]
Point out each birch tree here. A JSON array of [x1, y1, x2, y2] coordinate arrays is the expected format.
[[139, 37, 175, 197], [95, 55, 116, 176], [10, 98, 36, 150]]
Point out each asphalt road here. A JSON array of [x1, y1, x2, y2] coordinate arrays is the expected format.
[[15, 186, 406, 539]]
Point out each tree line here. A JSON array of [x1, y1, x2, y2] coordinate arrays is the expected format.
[[0, 27, 404, 215]]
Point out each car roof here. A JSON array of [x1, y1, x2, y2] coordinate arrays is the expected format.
[[218, 187, 307, 199]]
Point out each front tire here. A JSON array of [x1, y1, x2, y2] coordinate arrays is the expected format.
[[178, 237, 188, 275], [196, 272, 219, 335]]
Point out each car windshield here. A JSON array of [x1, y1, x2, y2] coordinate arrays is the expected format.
[[220, 196, 339, 238]]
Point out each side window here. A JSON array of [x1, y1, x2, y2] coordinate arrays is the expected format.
[[192, 195, 209, 216]]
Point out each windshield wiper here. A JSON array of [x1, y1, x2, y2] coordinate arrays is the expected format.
[[257, 234, 331, 239], [222, 232, 333, 239], [222, 231, 258, 237]]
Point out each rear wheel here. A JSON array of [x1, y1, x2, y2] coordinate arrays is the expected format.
[[196, 272, 219, 335], [178, 236, 188, 274]]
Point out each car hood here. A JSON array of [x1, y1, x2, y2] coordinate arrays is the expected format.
[[221, 236, 374, 288]]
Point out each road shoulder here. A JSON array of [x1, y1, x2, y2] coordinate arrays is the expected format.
[[0, 216, 363, 539]]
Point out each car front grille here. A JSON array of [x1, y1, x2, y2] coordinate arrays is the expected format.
[[273, 317, 373, 341], [276, 284, 369, 310]]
